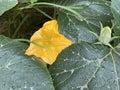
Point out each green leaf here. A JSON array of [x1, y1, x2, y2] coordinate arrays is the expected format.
[[0, 0, 18, 16], [0, 35, 54, 90], [54, 0, 109, 6], [57, 0, 112, 43], [111, 0, 120, 45], [49, 42, 120, 90]]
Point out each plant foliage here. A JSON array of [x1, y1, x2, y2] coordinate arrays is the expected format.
[[0, 0, 120, 90], [0, 36, 54, 90], [0, 0, 18, 16]]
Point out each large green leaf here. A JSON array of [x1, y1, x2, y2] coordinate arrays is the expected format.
[[57, 0, 112, 43], [111, 0, 120, 45], [54, 0, 108, 6], [0, 35, 54, 90], [0, 0, 18, 16], [49, 42, 120, 90]]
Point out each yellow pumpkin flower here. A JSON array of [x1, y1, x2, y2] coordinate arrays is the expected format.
[[25, 20, 72, 65]]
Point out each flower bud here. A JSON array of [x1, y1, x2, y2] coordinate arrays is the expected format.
[[99, 26, 111, 45]]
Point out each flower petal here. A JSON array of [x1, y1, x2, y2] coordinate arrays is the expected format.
[[25, 20, 72, 65]]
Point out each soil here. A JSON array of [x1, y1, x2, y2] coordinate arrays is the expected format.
[[0, 3, 54, 39]]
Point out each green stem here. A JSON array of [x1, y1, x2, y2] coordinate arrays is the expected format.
[[111, 36, 120, 41], [33, 7, 53, 19], [12, 15, 29, 38], [13, 39, 44, 48], [19, 2, 84, 21]]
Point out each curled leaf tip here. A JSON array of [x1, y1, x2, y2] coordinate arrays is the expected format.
[[25, 20, 72, 65]]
